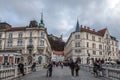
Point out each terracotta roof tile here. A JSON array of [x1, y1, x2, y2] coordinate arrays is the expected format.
[[98, 28, 107, 36], [7, 27, 26, 31], [80, 27, 103, 36], [53, 50, 64, 55]]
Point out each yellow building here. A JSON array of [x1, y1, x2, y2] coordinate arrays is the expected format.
[[0, 14, 52, 64]]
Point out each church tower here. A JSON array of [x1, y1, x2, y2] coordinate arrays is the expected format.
[[75, 20, 80, 32]]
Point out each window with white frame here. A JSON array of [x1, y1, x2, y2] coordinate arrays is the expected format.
[[99, 44, 102, 49], [75, 35, 80, 39], [40, 32, 44, 38], [87, 42, 89, 47], [18, 33, 23, 38], [40, 40, 44, 46], [93, 51, 96, 55], [0, 33, 2, 38], [17, 40, 23, 46], [29, 39, 32, 45], [8, 33, 13, 38], [0, 41, 2, 46], [8, 41, 13, 46], [30, 32, 32, 38]]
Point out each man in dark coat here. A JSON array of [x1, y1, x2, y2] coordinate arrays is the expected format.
[[69, 60, 75, 76], [18, 62, 25, 76], [47, 62, 53, 77], [74, 61, 80, 76]]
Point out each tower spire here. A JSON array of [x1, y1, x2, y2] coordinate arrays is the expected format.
[[75, 19, 80, 32], [41, 12, 43, 24], [39, 11, 45, 28]]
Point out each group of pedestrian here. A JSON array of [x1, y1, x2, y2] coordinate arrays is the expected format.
[[93, 61, 103, 77], [69, 60, 80, 77]]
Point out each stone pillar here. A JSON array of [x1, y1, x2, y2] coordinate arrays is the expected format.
[[14, 66, 18, 77]]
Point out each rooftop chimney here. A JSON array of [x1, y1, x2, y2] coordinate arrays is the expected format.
[[80, 25, 82, 28], [93, 29, 95, 32], [87, 27, 90, 30]]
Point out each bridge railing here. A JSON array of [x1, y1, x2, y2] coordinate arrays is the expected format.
[[0, 64, 43, 80], [80, 64, 120, 80]]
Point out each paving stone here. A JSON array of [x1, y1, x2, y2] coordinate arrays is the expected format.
[[14, 67, 104, 80]]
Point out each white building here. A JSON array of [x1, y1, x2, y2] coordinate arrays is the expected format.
[[0, 14, 52, 64], [64, 21, 119, 64], [51, 50, 64, 62]]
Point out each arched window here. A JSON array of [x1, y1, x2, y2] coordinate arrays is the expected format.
[[29, 39, 32, 45], [40, 40, 44, 46], [40, 32, 44, 38]]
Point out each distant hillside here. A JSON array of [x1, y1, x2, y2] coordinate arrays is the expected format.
[[48, 35, 65, 51]]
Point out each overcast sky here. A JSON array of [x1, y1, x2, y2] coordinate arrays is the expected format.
[[0, 0, 120, 48]]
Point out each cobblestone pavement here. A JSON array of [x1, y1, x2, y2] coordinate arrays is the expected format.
[[14, 67, 105, 80]]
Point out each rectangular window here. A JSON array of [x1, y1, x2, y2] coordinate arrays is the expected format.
[[0, 33, 2, 38], [8, 33, 13, 38], [92, 36, 95, 41], [75, 35, 80, 39], [86, 34, 88, 39], [8, 41, 12, 47], [18, 33, 23, 38], [93, 51, 96, 55], [99, 45, 102, 49], [99, 38, 101, 42], [87, 42, 89, 47], [75, 49, 81, 53], [40, 32, 44, 38], [29, 39, 32, 45], [17, 40, 23, 46], [99, 52, 102, 55], [30, 32, 32, 38], [0, 41, 2, 46], [40, 40, 44, 46], [92, 43, 96, 48]]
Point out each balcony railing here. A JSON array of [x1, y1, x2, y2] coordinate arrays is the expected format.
[[27, 45, 34, 49]]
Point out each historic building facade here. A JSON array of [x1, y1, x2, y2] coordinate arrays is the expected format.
[[64, 21, 119, 64], [0, 15, 52, 64]]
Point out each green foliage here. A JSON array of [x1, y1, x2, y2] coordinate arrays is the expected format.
[[48, 37, 65, 51]]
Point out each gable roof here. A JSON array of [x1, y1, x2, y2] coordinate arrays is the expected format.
[[98, 28, 107, 36]]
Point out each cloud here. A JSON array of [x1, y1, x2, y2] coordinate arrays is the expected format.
[[0, 0, 120, 48]]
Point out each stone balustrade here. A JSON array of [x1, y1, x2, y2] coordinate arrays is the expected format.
[[0, 64, 43, 80], [80, 64, 120, 80]]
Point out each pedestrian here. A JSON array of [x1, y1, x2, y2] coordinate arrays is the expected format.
[[31, 62, 36, 72], [93, 61, 99, 77], [60, 62, 63, 69], [98, 61, 103, 77], [18, 62, 25, 76], [47, 61, 53, 77], [69, 60, 75, 76], [74, 61, 80, 76]]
